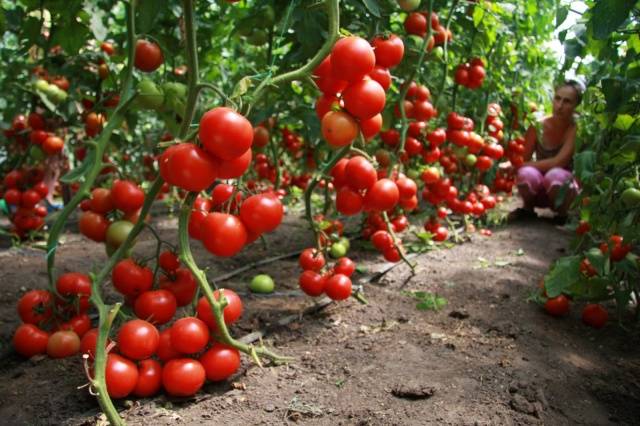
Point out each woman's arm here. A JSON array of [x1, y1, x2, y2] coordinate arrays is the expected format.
[[524, 125, 576, 172], [522, 124, 537, 162]]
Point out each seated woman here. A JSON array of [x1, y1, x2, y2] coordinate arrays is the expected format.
[[510, 80, 583, 222]]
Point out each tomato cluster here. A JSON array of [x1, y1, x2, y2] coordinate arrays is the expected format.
[[298, 248, 356, 301], [454, 58, 486, 89], [403, 10, 452, 49], [2, 167, 49, 237]]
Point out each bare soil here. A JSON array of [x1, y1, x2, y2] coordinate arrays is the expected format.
[[1, 212, 639, 426]]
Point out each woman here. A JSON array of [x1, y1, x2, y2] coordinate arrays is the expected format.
[[510, 80, 583, 222]]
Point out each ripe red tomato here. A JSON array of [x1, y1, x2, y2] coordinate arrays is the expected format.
[[117, 319, 160, 360], [582, 304, 608, 328], [253, 125, 270, 148], [211, 183, 235, 206], [313, 55, 348, 95], [299, 248, 326, 271], [336, 187, 364, 216], [133, 359, 163, 397], [330, 36, 376, 82], [100, 41, 115, 56], [360, 114, 383, 139], [56, 272, 92, 313], [239, 193, 284, 234], [79, 211, 110, 242], [404, 12, 427, 36], [364, 179, 400, 212], [610, 243, 632, 262], [89, 188, 114, 214], [321, 111, 358, 148], [111, 180, 145, 213], [433, 226, 449, 242], [396, 177, 417, 200], [342, 79, 386, 120], [201, 213, 247, 257], [105, 353, 139, 399], [215, 148, 252, 179], [368, 66, 391, 91], [46, 330, 80, 358], [383, 246, 402, 262], [58, 313, 92, 338], [575, 220, 591, 235], [188, 209, 208, 240], [371, 34, 404, 68], [199, 344, 241, 381], [20, 189, 41, 208], [157, 329, 180, 362], [42, 135, 64, 155], [112, 259, 153, 298], [334, 257, 356, 276], [4, 188, 21, 205], [17, 289, 53, 325], [324, 274, 352, 300], [196, 289, 243, 329], [199, 107, 253, 160], [299, 271, 325, 296], [134, 290, 177, 325], [475, 155, 493, 171], [162, 359, 206, 397], [544, 295, 570, 317], [160, 143, 218, 192], [159, 267, 197, 306], [345, 156, 377, 191], [80, 328, 112, 360], [13, 324, 49, 358], [134, 39, 164, 72], [170, 317, 210, 354], [371, 230, 394, 251], [159, 250, 180, 273]]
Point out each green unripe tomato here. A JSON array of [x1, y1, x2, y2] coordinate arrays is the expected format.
[[406, 168, 420, 180], [136, 79, 164, 111], [330, 242, 348, 259], [46, 85, 68, 104], [338, 237, 351, 252], [431, 46, 444, 61], [464, 154, 477, 167], [106, 220, 134, 249], [621, 187, 640, 207], [34, 79, 50, 92], [29, 145, 45, 162], [398, 0, 421, 11], [250, 274, 275, 293]]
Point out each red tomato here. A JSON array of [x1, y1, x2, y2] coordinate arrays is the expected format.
[[321, 111, 358, 148], [239, 193, 284, 234], [105, 354, 139, 399], [170, 317, 210, 354], [160, 143, 218, 192], [372, 34, 404, 68], [157, 329, 181, 362], [299, 271, 325, 296], [89, 188, 114, 214], [404, 12, 427, 36], [345, 156, 377, 191], [196, 289, 243, 329], [46, 330, 80, 358], [371, 230, 394, 251], [13, 324, 49, 357], [360, 113, 383, 139], [330, 36, 376, 82], [42, 135, 64, 155], [58, 313, 92, 338], [342, 79, 386, 120], [162, 359, 206, 397], [199, 107, 253, 160], [324, 274, 352, 301], [200, 343, 241, 381], [159, 250, 180, 273], [112, 259, 153, 298], [253, 126, 270, 148], [134, 290, 177, 324], [334, 257, 356, 276], [364, 179, 400, 212], [336, 187, 364, 216], [368, 66, 391, 91], [160, 267, 197, 306], [215, 148, 252, 179], [211, 184, 235, 206], [133, 359, 163, 397], [134, 39, 164, 72], [433, 226, 448, 242], [56, 272, 92, 313], [117, 319, 160, 360], [79, 211, 110, 242], [17, 289, 53, 325], [313, 56, 348, 95], [299, 248, 326, 271], [111, 180, 145, 213], [576, 220, 591, 235], [201, 213, 247, 257], [80, 328, 112, 360], [188, 209, 208, 240], [582, 304, 608, 328], [544, 295, 570, 317]]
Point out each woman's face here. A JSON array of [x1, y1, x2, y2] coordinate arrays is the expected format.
[[552, 85, 578, 119]]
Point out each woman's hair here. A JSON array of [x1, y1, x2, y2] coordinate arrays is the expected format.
[[556, 79, 585, 105]]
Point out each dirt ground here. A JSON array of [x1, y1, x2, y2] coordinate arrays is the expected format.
[[1, 209, 639, 426]]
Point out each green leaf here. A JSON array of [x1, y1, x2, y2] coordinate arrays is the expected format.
[[629, 34, 640, 53], [231, 76, 252, 100], [556, 6, 568, 28], [361, 0, 381, 18], [589, 0, 635, 40], [60, 152, 93, 183], [50, 19, 89, 55], [613, 114, 635, 131], [601, 78, 626, 112], [574, 150, 597, 181], [136, 0, 167, 34], [545, 255, 581, 298]]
